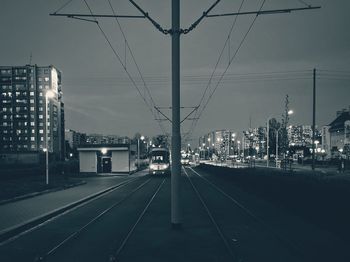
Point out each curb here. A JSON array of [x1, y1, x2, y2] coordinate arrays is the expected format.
[[0, 181, 87, 206], [0, 177, 138, 244]]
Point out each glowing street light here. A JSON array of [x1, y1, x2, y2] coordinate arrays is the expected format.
[[138, 135, 145, 170], [101, 148, 107, 154]]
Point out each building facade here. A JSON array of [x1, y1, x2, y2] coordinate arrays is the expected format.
[[287, 125, 314, 147], [322, 108, 350, 158], [199, 129, 239, 159], [65, 129, 86, 149], [77, 144, 136, 174], [0, 65, 64, 163], [86, 134, 129, 145]]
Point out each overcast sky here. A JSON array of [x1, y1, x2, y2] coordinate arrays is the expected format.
[[1, 0, 349, 144]]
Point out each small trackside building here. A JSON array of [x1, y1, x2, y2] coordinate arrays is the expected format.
[[77, 144, 136, 174]]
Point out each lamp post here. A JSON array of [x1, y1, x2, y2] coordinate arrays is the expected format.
[[266, 116, 272, 167], [237, 140, 241, 158], [275, 127, 281, 164], [45, 90, 55, 185], [231, 133, 236, 156], [202, 143, 206, 159], [138, 135, 144, 170]]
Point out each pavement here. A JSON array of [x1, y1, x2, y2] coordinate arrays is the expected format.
[[0, 173, 143, 237]]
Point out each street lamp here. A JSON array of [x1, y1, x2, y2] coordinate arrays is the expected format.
[[138, 135, 145, 170], [45, 90, 55, 185], [237, 140, 241, 158], [266, 116, 272, 167]]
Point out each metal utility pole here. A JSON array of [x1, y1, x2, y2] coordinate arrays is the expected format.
[[312, 68, 316, 170], [171, 0, 181, 228], [51, 0, 320, 228], [267, 118, 269, 167]]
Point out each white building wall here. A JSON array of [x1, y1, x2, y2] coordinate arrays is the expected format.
[[79, 151, 97, 173], [112, 151, 129, 172]]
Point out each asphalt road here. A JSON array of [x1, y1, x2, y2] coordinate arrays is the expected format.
[[0, 167, 349, 261]]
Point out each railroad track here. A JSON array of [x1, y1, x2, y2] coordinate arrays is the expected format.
[[184, 167, 305, 262], [0, 175, 166, 262], [40, 177, 166, 262]]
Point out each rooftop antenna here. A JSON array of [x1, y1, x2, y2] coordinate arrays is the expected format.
[[29, 52, 32, 65]]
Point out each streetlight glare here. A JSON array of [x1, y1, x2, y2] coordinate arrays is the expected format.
[[140, 135, 145, 140], [46, 90, 55, 99], [288, 110, 294, 115], [101, 148, 107, 154]]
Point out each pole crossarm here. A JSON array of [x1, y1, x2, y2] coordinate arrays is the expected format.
[[156, 106, 198, 109], [206, 6, 321, 18], [50, 13, 145, 19], [66, 15, 98, 24], [181, 0, 221, 34], [128, 0, 169, 34]]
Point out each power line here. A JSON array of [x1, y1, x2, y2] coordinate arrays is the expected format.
[[184, 0, 246, 144], [187, 0, 267, 143], [53, 0, 75, 14], [82, 0, 166, 134], [296, 0, 312, 8], [106, 0, 167, 133]]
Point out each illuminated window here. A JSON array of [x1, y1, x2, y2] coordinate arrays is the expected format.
[[31, 137, 35, 141]]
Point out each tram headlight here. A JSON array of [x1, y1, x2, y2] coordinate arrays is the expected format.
[[150, 164, 156, 170], [160, 164, 169, 170]]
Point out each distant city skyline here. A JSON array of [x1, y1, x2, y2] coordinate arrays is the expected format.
[[1, 0, 349, 142]]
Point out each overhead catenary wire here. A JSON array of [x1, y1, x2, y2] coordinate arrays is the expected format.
[[184, 0, 267, 143], [53, 0, 75, 14], [183, 0, 246, 143], [106, 0, 167, 134], [82, 0, 167, 135], [296, 0, 311, 8]]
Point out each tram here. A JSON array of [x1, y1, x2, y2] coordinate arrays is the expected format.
[[149, 147, 171, 175]]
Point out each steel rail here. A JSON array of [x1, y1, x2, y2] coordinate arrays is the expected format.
[[111, 178, 166, 260], [183, 168, 236, 260], [188, 167, 305, 258], [0, 176, 142, 247], [39, 178, 153, 260]]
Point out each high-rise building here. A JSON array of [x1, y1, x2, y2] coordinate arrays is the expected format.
[[287, 125, 314, 146], [0, 65, 64, 163]]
